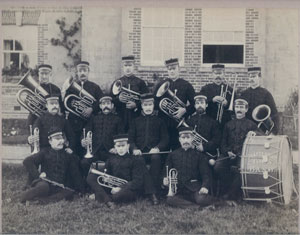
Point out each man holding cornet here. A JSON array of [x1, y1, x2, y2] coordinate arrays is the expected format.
[[80, 94, 124, 178], [63, 61, 103, 158], [162, 126, 214, 208], [200, 64, 233, 128], [20, 127, 85, 204], [111, 56, 149, 132]]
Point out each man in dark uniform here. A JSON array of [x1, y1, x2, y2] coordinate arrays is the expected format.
[[155, 58, 195, 150], [28, 94, 75, 152], [186, 93, 221, 160], [26, 64, 64, 132], [129, 93, 169, 202], [86, 134, 147, 208], [241, 67, 279, 134], [162, 126, 215, 208], [111, 55, 149, 132], [63, 61, 103, 158], [80, 94, 124, 177], [200, 64, 233, 129], [213, 99, 260, 200], [20, 127, 85, 204]]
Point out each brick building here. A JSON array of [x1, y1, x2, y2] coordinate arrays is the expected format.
[[1, 7, 298, 120]]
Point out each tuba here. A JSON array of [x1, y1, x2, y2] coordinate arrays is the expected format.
[[252, 104, 274, 135], [16, 70, 49, 117], [83, 128, 93, 159], [156, 81, 186, 122], [89, 167, 128, 189], [112, 80, 141, 103], [29, 125, 40, 154], [63, 76, 96, 120], [166, 166, 178, 197]]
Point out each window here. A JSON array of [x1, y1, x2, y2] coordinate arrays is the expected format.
[[2, 25, 37, 80], [141, 8, 184, 66], [202, 8, 245, 66]]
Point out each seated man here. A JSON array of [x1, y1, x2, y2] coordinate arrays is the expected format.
[[213, 99, 261, 200], [80, 94, 124, 177], [129, 93, 169, 201], [20, 127, 85, 204], [162, 126, 215, 208], [86, 134, 146, 208]]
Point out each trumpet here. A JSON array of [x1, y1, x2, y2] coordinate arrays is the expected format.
[[156, 81, 186, 122], [83, 128, 93, 159], [63, 76, 96, 120], [16, 70, 49, 117], [29, 125, 40, 154], [166, 166, 178, 197], [89, 167, 128, 189], [252, 104, 274, 135], [112, 80, 141, 103]]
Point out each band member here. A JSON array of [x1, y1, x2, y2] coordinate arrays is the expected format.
[[162, 126, 215, 208], [200, 64, 233, 128], [26, 64, 64, 131], [63, 61, 103, 158], [155, 58, 195, 150], [111, 55, 149, 132], [213, 99, 260, 200], [86, 134, 146, 208], [128, 93, 169, 199], [241, 67, 279, 134], [20, 127, 85, 204], [28, 93, 75, 152], [80, 94, 124, 177], [186, 93, 221, 159]]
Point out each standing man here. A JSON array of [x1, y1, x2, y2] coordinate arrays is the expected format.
[[63, 61, 103, 158], [241, 67, 279, 134], [26, 64, 64, 131], [200, 64, 233, 129], [155, 58, 195, 150], [111, 55, 149, 132]]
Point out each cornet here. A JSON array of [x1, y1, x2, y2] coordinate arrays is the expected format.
[[166, 166, 178, 197], [29, 125, 40, 154], [156, 81, 186, 122], [112, 80, 141, 103], [83, 128, 93, 159], [89, 167, 128, 189]]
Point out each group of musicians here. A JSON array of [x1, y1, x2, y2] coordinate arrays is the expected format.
[[19, 55, 279, 208]]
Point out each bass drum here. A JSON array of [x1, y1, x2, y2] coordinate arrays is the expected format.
[[241, 135, 294, 205]]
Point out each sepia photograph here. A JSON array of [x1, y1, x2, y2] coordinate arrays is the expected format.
[[1, 1, 299, 234]]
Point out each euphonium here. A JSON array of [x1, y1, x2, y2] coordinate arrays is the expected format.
[[89, 168, 128, 189], [29, 125, 40, 154], [83, 128, 93, 159], [16, 70, 49, 117], [166, 166, 178, 197], [156, 81, 186, 122], [112, 80, 141, 103], [252, 104, 274, 135], [63, 76, 96, 120]]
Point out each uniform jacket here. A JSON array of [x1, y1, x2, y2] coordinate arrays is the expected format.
[[241, 87, 279, 134], [111, 75, 149, 131], [23, 147, 85, 192], [186, 112, 221, 154], [33, 112, 75, 150], [65, 80, 103, 132], [200, 82, 233, 125], [164, 148, 210, 192], [105, 153, 145, 191], [84, 112, 124, 153], [128, 111, 169, 151], [221, 117, 258, 155], [27, 83, 64, 129]]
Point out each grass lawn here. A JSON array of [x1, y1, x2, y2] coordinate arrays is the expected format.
[[2, 163, 299, 234]]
